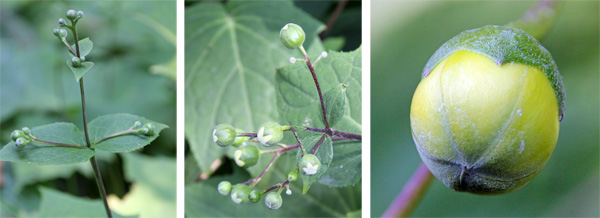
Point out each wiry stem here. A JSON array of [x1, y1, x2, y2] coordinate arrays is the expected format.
[[299, 45, 331, 132], [310, 134, 327, 154], [304, 127, 361, 140], [290, 127, 306, 155], [382, 163, 434, 218], [31, 138, 87, 149], [93, 129, 139, 145], [506, 0, 561, 40]]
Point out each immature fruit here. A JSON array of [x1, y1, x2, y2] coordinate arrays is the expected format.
[[411, 25, 565, 194], [212, 124, 236, 147], [287, 170, 298, 181], [280, 23, 305, 49], [299, 154, 321, 176], [71, 57, 81, 67], [230, 184, 250, 204], [21, 127, 32, 137], [249, 190, 261, 203], [234, 145, 260, 167], [231, 129, 249, 147], [217, 181, 232, 196], [58, 18, 66, 27], [257, 122, 283, 147], [142, 123, 156, 136], [264, 192, 283, 210], [77, 11, 84, 19], [11, 130, 25, 142], [15, 137, 28, 148]]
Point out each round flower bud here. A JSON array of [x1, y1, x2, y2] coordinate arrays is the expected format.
[[249, 190, 261, 203], [71, 57, 81, 67], [142, 123, 155, 136], [212, 124, 236, 147], [287, 171, 298, 181], [53, 28, 67, 39], [230, 184, 250, 204], [132, 121, 142, 129], [80, 56, 86, 62], [15, 137, 28, 148], [77, 11, 84, 19], [321, 51, 328, 58], [299, 154, 321, 176], [21, 127, 32, 137], [58, 18, 66, 27], [411, 25, 565, 195], [11, 130, 25, 142], [264, 192, 283, 210], [234, 144, 260, 167], [257, 122, 283, 147], [66, 9, 77, 20], [280, 23, 305, 49], [231, 129, 249, 147], [217, 181, 232, 196]]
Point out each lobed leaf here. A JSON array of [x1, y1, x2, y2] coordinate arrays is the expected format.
[[0, 122, 94, 165], [89, 113, 168, 153]]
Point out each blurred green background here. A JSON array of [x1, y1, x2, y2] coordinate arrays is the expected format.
[[371, 1, 599, 217], [1, 1, 176, 217]]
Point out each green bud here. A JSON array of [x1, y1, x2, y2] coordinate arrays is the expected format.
[[299, 154, 321, 176], [15, 137, 28, 148], [11, 130, 25, 142], [264, 192, 283, 210], [66, 9, 77, 20], [230, 184, 250, 204], [217, 181, 232, 196], [212, 124, 236, 147], [58, 18, 66, 27], [231, 128, 249, 147], [287, 171, 298, 181], [143, 123, 155, 136], [71, 57, 81, 67], [77, 11, 84, 19], [53, 28, 67, 39], [21, 127, 32, 137], [280, 23, 305, 49], [257, 122, 284, 147], [234, 144, 260, 167], [132, 121, 142, 129], [249, 190, 261, 203], [80, 56, 86, 62]]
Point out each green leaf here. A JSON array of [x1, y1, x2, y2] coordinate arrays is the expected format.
[[89, 113, 168, 153], [296, 134, 333, 193], [185, 155, 361, 217], [66, 60, 94, 81], [323, 84, 347, 128], [38, 187, 134, 218], [107, 153, 175, 217], [276, 48, 362, 187], [184, 0, 324, 174], [0, 123, 94, 165], [71, 37, 94, 57]]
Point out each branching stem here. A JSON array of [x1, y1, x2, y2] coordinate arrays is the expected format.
[[304, 127, 361, 140], [311, 134, 326, 154]]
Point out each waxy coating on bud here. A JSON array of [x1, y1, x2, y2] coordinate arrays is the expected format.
[[280, 23, 305, 49], [213, 124, 236, 147], [411, 25, 564, 194], [234, 145, 260, 167], [249, 190, 261, 203], [299, 154, 321, 176], [217, 181, 232, 196], [71, 57, 82, 67], [257, 122, 284, 147], [264, 192, 283, 210], [230, 185, 250, 204], [66, 9, 77, 20], [132, 121, 142, 129]]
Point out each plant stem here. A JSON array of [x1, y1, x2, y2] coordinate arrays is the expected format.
[[310, 134, 326, 154], [31, 138, 87, 149], [506, 0, 561, 40], [251, 153, 279, 186], [319, 0, 348, 40], [261, 144, 300, 154], [331, 137, 360, 142], [263, 180, 291, 194], [304, 127, 361, 140], [290, 127, 306, 155], [238, 133, 257, 137], [72, 22, 112, 218], [299, 45, 331, 133], [93, 129, 139, 145], [382, 163, 434, 218]]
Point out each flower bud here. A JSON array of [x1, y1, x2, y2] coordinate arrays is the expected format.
[[299, 154, 321, 176], [15, 137, 28, 148], [249, 190, 261, 203], [77, 11, 84, 19], [212, 124, 236, 147], [280, 23, 305, 49], [257, 122, 284, 147], [58, 18, 67, 27], [230, 184, 250, 204], [234, 144, 260, 167], [11, 130, 25, 142], [66, 9, 77, 20], [217, 181, 232, 196], [287, 171, 298, 181], [71, 57, 82, 67], [53, 28, 67, 39], [142, 123, 155, 136], [21, 127, 32, 137], [231, 129, 249, 147], [264, 192, 282, 210], [411, 25, 565, 194]]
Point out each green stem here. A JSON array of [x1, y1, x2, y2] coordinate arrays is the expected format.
[[31, 138, 86, 149], [93, 129, 139, 145], [505, 0, 561, 40], [381, 163, 434, 218], [71, 20, 112, 218]]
